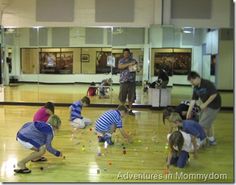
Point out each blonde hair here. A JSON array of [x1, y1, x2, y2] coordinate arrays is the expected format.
[[163, 107, 175, 124], [47, 114, 61, 129], [168, 112, 182, 123]]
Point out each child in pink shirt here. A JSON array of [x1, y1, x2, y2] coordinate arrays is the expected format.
[[33, 102, 55, 122]]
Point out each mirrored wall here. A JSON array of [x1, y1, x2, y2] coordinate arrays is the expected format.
[[1, 25, 232, 106]]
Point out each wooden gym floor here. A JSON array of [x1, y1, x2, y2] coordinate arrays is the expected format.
[[2, 83, 234, 108], [0, 106, 234, 183]]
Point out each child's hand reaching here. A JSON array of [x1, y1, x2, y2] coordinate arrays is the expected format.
[[59, 152, 65, 159], [163, 166, 170, 175]]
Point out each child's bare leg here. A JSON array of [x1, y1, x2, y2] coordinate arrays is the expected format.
[[17, 146, 46, 169], [71, 119, 86, 139], [71, 127, 79, 139]]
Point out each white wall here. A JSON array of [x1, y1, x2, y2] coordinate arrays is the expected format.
[[9, 26, 145, 83], [2, 0, 233, 88], [19, 74, 119, 83], [192, 46, 203, 75], [216, 40, 233, 90], [202, 29, 219, 54], [9, 26, 218, 86], [2, 0, 232, 28], [149, 25, 163, 47], [149, 26, 221, 85], [165, 0, 233, 28], [2, 0, 162, 28], [202, 55, 211, 80], [5, 26, 231, 88]]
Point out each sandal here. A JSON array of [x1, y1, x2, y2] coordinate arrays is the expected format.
[[31, 156, 47, 162], [14, 168, 31, 174]]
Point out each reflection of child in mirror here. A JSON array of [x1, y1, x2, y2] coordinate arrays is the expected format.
[[87, 82, 97, 96], [47, 54, 56, 67], [43, 53, 56, 68], [99, 78, 112, 99]]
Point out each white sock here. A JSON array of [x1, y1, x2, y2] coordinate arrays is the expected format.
[[105, 133, 112, 137], [208, 136, 215, 141]]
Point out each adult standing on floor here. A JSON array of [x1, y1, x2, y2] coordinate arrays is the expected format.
[[118, 48, 137, 116], [186, 71, 221, 146]]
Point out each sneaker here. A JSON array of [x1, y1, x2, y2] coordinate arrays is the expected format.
[[208, 139, 217, 146], [14, 168, 31, 174], [128, 110, 135, 116], [31, 156, 47, 162], [104, 135, 114, 145], [106, 138, 114, 145]]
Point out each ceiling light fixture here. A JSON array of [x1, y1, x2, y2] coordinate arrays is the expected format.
[[183, 27, 194, 33]]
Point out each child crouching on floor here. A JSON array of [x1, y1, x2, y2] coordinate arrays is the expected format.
[[166, 112, 207, 149], [166, 130, 197, 169], [95, 105, 131, 145], [14, 115, 63, 174], [70, 96, 91, 139]]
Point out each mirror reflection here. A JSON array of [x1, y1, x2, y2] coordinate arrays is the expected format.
[[1, 26, 233, 108]]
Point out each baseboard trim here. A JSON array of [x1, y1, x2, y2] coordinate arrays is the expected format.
[[0, 102, 233, 111]]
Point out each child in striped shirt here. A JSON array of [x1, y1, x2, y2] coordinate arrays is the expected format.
[[95, 105, 130, 145], [70, 96, 91, 139]]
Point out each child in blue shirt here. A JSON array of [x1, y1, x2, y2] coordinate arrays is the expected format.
[[95, 105, 130, 145], [14, 115, 63, 174], [70, 96, 91, 139], [168, 112, 206, 148]]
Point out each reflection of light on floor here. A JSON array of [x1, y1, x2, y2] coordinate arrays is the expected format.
[[88, 162, 100, 182], [3, 143, 6, 152], [1, 156, 17, 178]]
